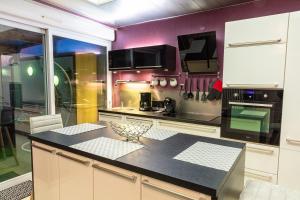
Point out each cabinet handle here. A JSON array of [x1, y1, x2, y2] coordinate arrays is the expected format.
[[92, 164, 137, 182], [142, 179, 206, 200], [229, 102, 273, 108], [225, 83, 279, 89], [56, 152, 90, 166], [286, 138, 300, 145], [32, 143, 56, 154], [246, 147, 274, 155], [245, 171, 273, 182], [228, 39, 282, 47]]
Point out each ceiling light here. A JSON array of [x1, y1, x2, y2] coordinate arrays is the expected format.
[[87, 0, 113, 5]]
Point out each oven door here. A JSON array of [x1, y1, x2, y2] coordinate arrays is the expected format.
[[221, 101, 281, 145]]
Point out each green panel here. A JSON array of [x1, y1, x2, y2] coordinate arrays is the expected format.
[[230, 117, 262, 132]]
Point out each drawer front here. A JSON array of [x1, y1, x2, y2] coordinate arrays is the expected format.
[[99, 112, 123, 123], [141, 176, 211, 200], [158, 120, 220, 138], [245, 143, 279, 174], [223, 44, 286, 89], [225, 13, 289, 47], [244, 169, 277, 184]]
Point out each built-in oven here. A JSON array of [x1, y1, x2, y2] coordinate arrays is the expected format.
[[221, 89, 283, 146]]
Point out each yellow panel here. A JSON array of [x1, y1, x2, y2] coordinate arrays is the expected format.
[[75, 53, 98, 123]]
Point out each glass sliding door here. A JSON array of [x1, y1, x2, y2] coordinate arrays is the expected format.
[[0, 24, 46, 182], [53, 36, 107, 126]]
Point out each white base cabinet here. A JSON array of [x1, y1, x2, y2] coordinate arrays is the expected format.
[[32, 142, 211, 200], [32, 142, 59, 200], [141, 176, 211, 200], [57, 151, 93, 200], [93, 161, 141, 200]]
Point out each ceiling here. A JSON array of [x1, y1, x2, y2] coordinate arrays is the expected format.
[[37, 0, 254, 28]]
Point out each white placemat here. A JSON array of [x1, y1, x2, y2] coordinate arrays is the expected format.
[[71, 137, 143, 160], [174, 141, 242, 171], [52, 123, 106, 136], [143, 128, 178, 141]]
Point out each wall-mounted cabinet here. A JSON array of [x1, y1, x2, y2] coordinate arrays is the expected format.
[[223, 13, 289, 89], [109, 45, 176, 71]]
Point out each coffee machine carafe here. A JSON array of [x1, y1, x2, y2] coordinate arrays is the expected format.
[[139, 92, 151, 111]]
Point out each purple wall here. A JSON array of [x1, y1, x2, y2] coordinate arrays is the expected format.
[[113, 0, 300, 70], [111, 0, 300, 106]]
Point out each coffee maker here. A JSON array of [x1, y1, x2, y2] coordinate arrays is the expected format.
[[139, 92, 151, 111]]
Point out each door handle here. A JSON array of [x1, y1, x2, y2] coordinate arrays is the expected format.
[[229, 102, 273, 108], [225, 83, 279, 89], [286, 138, 300, 145], [32, 143, 56, 154], [228, 39, 282, 47], [246, 146, 274, 155], [142, 179, 207, 200], [245, 171, 273, 182], [92, 164, 137, 182], [56, 152, 90, 166]]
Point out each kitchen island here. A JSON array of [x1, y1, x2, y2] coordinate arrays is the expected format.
[[29, 122, 245, 200]]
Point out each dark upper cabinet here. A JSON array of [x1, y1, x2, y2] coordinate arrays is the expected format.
[[109, 45, 176, 71], [109, 49, 133, 70]]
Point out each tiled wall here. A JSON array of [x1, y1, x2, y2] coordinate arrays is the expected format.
[[112, 0, 300, 115]]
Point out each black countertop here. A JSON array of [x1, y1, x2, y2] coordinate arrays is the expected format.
[[99, 108, 222, 127], [29, 122, 244, 198]]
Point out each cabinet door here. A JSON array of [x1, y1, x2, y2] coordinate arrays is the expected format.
[[223, 44, 286, 89], [224, 13, 289, 47], [32, 142, 59, 200], [57, 150, 93, 200], [281, 11, 300, 151], [141, 176, 211, 200], [158, 120, 220, 138], [278, 148, 300, 190], [93, 161, 141, 200]]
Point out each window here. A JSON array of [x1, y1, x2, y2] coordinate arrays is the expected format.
[[53, 36, 107, 126]]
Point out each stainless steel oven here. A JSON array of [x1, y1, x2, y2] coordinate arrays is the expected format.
[[221, 89, 283, 146]]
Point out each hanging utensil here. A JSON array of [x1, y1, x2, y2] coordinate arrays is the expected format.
[[188, 78, 194, 99], [195, 78, 200, 101], [183, 78, 189, 100], [201, 78, 207, 103]]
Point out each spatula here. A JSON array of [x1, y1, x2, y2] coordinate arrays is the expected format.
[[201, 78, 207, 103], [183, 78, 189, 100], [195, 78, 200, 101], [188, 78, 194, 99]]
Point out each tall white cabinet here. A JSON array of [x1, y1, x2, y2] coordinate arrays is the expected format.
[[278, 11, 300, 191], [223, 13, 289, 89]]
